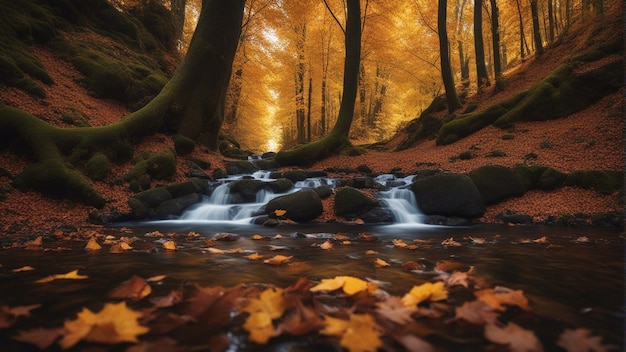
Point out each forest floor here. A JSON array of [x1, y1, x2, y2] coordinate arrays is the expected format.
[[0, 24, 623, 237]]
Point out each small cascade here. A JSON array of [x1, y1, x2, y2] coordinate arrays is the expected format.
[[375, 174, 425, 225]]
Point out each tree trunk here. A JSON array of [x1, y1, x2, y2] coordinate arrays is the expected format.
[[294, 23, 307, 145], [515, 0, 529, 59], [170, 0, 187, 46], [307, 75, 312, 142], [0, 0, 245, 206], [489, 0, 504, 90], [474, 0, 491, 88], [439, 0, 463, 112], [275, 0, 361, 166], [530, 0, 543, 55]]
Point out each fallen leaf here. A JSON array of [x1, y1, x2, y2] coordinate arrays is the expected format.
[[252, 234, 270, 240], [321, 313, 382, 352], [13, 327, 63, 349], [245, 253, 264, 260], [533, 236, 548, 244], [435, 260, 465, 272], [274, 209, 287, 217], [358, 233, 378, 242], [402, 261, 423, 271], [242, 288, 286, 344], [376, 296, 416, 324], [365, 250, 378, 255], [310, 277, 346, 293], [556, 328, 613, 352], [206, 247, 225, 254], [573, 236, 589, 243], [150, 289, 184, 308], [0, 304, 41, 328], [268, 245, 287, 250], [454, 301, 499, 325], [310, 276, 370, 296], [442, 237, 461, 247], [162, 240, 177, 250], [475, 286, 530, 311], [374, 258, 390, 268], [263, 255, 293, 265], [469, 236, 486, 244], [85, 237, 102, 250], [59, 301, 149, 349], [484, 322, 543, 352], [108, 275, 152, 301], [35, 269, 88, 283], [395, 334, 436, 352], [320, 239, 333, 250], [277, 299, 324, 336], [402, 282, 448, 307], [12, 266, 35, 272], [445, 271, 470, 288], [147, 275, 167, 282], [393, 239, 408, 248]]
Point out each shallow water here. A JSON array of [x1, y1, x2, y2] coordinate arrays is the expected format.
[[0, 223, 623, 351]]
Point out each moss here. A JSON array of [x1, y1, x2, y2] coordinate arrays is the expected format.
[[14, 78, 46, 98], [501, 133, 515, 140], [487, 150, 506, 157], [459, 151, 474, 160], [186, 157, 210, 169], [172, 134, 195, 155], [469, 165, 526, 204], [564, 170, 623, 194], [513, 164, 547, 190], [85, 153, 110, 181]]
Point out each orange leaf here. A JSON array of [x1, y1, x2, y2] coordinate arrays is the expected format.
[[85, 237, 102, 251], [263, 255, 293, 265], [35, 270, 88, 283]]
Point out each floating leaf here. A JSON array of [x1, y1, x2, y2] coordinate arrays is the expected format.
[[12, 266, 35, 272], [402, 282, 448, 307], [245, 253, 264, 260], [13, 327, 63, 349], [0, 304, 41, 328], [365, 250, 378, 255], [533, 236, 548, 244], [263, 255, 293, 265], [108, 275, 152, 301], [35, 270, 88, 283], [475, 286, 529, 311], [162, 240, 177, 250], [206, 247, 225, 254], [59, 301, 149, 349], [469, 236, 486, 244], [85, 237, 102, 251], [310, 276, 370, 296], [320, 239, 333, 250], [393, 239, 408, 248], [454, 301, 499, 325], [376, 296, 415, 325], [441, 237, 461, 247], [374, 258, 390, 268], [556, 328, 613, 352], [242, 288, 286, 344]]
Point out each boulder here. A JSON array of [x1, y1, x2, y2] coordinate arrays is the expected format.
[[468, 165, 525, 204], [281, 170, 308, 183], [225, 160, 258, 175], [265, 189, 322, 222], [411, 173, 485, 218], [132, 187, 172, 208], [265, 178, 294, 193], [155, 193, 202, 218], [334, 187, 378, 217], [229, 179, 264, 203], [359, 207, 395, 223]]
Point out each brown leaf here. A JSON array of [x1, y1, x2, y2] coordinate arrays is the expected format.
[[454, 301, 499, 325], [162, 240, 177, 250], [85, 237, 102, 250], [278, 299, 324, 336], [12, 266, 35, 272], [475, 286, 530, 311], [320, 239, 333, 250], [376, 296, 416, 325], [108, 275, 152, 301], [374, 258, 390, 268], [13, 327, 63, 349], [35, 270, 88, 283], [150, 289, 183, 308], [442, 237, 461, 247], [264, 255, 293, 265], [484, 322, 543, 352], [0, 304, 41, 328], [556, 328, 614, 352]]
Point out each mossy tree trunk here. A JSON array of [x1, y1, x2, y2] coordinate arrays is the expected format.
[[0, 0, 245, 207], [275, 0, 361, 167]]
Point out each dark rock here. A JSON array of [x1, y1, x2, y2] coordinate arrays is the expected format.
[[538, 167, 566, 190], [495, 210, 533, 225], [154, 193, 202, 218], [132, 187, 172, 208], [253, 159, 279, 170], [422, 215, 472, 226], [282, 170, 308, 183], [263, 218, 280, 227], [469, 165, 525, 204], [88, 210, 108, 224], [229, 179, 265, 203], [213, 168, 227, 179], [334, 187, 378, 216], [411, 173, 485, 218], [225, 160, 258, 175], [166, 178, 207, 198], [265, 189, 322, 222], [348, 176, 376, 189], [356, 164, 372, 174], [265, 178, 294, 193], [359, 207, 395, 223], [128, 197, 150, 219], [314, 185, 333, 199]]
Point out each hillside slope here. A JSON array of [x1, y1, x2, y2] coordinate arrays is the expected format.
[[0, 3, 623, 235]]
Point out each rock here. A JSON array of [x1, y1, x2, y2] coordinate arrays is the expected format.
[[314, 185, 333, 199], [155, 193, 202, 218], [281, 170, 308, 183], [265, 178, 294, 193], [347, 176, 376, 189], [132, 187, 172, 208], [422, 215, 472, 226], [411, 173, 485, 218], [469, 165, 525, 204], [495, 210, 533, 225], [359, 207, 395, 223], [334, 187, 378, 217], [229, 179, 265, 203], [538, 167, 566, 190], [265, 189, 322, 222], [225, 160, 258, 175], [166, 178, 207, 198]]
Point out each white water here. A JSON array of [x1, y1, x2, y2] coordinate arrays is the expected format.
[[179, 172, 426, 225]]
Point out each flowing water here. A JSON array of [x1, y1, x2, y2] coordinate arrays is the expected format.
[[0, 174, 623, 350]]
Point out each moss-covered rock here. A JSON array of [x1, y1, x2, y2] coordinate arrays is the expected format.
[[334, 187, 378, 217], [225, 160, 258, 175], [281, 170, 308, 183], [564, 170, 623, 194], [229, 179, 265, 203], [85, 153, 110, 181], [265, 178, 294, 194], [469, 165, 526, 204], [411, 173, 485, 218], [172, 134, 195, 155], [125, 149, 176, 182], [538, 167, 567, 190]]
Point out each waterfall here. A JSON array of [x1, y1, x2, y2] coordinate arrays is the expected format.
[[379, 188, 424, 224]]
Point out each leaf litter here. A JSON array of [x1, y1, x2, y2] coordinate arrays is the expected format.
[[1, 229, 619, 351]]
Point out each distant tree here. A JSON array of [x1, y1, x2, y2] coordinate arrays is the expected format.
[[275, 0, 361, 166], [474, 0, 491, 88], [489, 0, 504, 90], [530, 0, 543, 55], [438, 0, 462, 112]]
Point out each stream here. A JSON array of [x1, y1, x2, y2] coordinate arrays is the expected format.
[[0, 172, 623, 350]]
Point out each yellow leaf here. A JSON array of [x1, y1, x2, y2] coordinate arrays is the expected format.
[[59, 301, 148, 349], [341, 276, 368, 296], [401, 282, 448, 307], [85, 237, 101, 251], [321, 314, 382, 352], [274, 209, 287, 217], [365, 250, 378, 255], [242, 288, 286, 344], [393, 239, 408, 248], [13, 266, 35, 272], [263, 255, 293, 265], [245, 253, 264, 260], [206, 247, 225, 254], [162, 240, 177, 250], [310, 276, 369, 296], [374, 258, 390, 268], [310, 277, 346, 293], [119, 242, 133, 250], [35, 270, 88, 283], [243, 311, 275, 344]]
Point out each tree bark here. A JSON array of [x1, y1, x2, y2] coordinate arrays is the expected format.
[[439, 0, 463, 112], [275, 0, 361, 166], [474, 0, 491, 88], [489, 0, 504, 90], [530, 0, 543, 55]]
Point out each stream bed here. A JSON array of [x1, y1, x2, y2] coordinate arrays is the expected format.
[[0, 222, 623, 351]]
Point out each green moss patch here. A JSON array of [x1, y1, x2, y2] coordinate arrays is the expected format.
[[85, 153, 110, 181], [564, 170, 623, 194]]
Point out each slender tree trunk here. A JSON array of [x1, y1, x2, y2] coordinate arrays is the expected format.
[[439, 0, 463, 112], [474, 0, 491, 88], [226, 67, 243, 124], [489, 0, 504, 90], [530, 0, 543, 55], [294, 23, 306, 144], [455, 0, 470, 88], [307, 75, 312, 142]]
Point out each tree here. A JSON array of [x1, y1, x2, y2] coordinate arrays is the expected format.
[[275, 0, 361, 166], [530, 0, 543, 55], [489, 0, 504, 90], [474, 0, 491, 88], [0, 0, 245, 206], [438, 0, 462, 112]]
